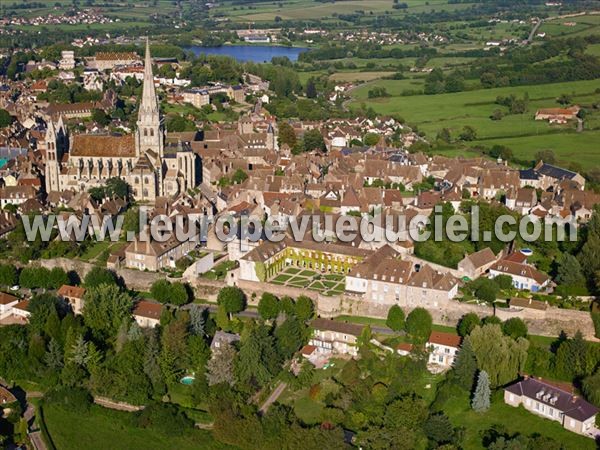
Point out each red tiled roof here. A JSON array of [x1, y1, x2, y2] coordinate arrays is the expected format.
[[57, 284, 86, 299], [396, 342, 414, 352], [0, 292, 18, 305], [428, 331, 461, 348], [133, 300, 163, 320], [301, 344, 317, 356]]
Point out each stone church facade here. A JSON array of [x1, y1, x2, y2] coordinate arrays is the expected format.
[[44, 39, 196, 202]]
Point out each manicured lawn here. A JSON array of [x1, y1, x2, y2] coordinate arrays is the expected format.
[[79, 240, 114, 261], [300, 270, 317, 277], [293, 397, 324, 425], [334, 314, 388, 328], [442, 391, 595, 449], [348, 78, 600, 165], [272, 274, 292, 282], [43, 404, 231, 450]]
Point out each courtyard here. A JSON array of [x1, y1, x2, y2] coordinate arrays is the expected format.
[[270, 266, 346, 296]]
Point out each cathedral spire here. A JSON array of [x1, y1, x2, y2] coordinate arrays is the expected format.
[[140, 37, 159, 115]]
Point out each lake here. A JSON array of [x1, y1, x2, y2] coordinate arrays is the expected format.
[[185, 45, 309, 63]]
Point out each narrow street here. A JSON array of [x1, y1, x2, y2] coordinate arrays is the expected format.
[[259, 382, 287, 414]]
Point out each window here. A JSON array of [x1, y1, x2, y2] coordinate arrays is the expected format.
[[509, 394, 514, 402], [569, 419, 575, 428]]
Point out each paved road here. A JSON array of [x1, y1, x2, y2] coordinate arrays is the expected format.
[[28, 431, 47, 450], [259, 382, 287, 414], [525, 19, 543, 44]]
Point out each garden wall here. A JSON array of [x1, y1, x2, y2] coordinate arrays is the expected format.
[[36, 258, 165, 291]]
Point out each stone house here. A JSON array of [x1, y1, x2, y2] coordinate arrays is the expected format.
[[309, 318, 363, 357], [504, 377, 598, 436]]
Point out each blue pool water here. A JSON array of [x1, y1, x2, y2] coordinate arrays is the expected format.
[[180, 375, 195, 385]]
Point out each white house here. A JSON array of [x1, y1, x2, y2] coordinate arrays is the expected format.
[[505, 377, 598, 436], [427, 331, 461, 373], [0, 293, 19, 319], [132, 300, 163, 328]]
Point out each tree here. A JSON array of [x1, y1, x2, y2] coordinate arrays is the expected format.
[[459, 125, 477, 141], [91, 108, 110, 126], [105, 177, 130, 199], [582, 368, 600, 406], [0, 109, 13, 128], [189, 305, 207, 336], [557, 93, 572, 105], [231, 169, 248, 185], [493, 274, 513, 290], [451, 336, 478, 391], [423, 412, 455, 445], [44, 338, 64, 371], [556, 253, 585, 286], [386, 305, 405, 332], [554, 330, 588, 380], [475, 278, 499, 304], [405, 307, 432, 344], [207, 342, 236, 386], [502, 318, 528, 339], [303, 128, 326, 153], [149, 279, 190, 305], [457, 313, 481, 337], [436, 128, 451, 143], [83, 284, 133, 342], [235, 324, 280, 387], [469, 324, 529, 388], [83, 267, 117, 288], [274, 315, 305, 360], [534, 149, 556, 165], [217, 287, 245, 319], [48, 267, 69, 289], [472, 370, 491, 412], [258, 293, 279, 321], [295, 295, 314, 321], [278, 121, 297, 148], [305, 78, 317, 99], [0, 264, 17, 286]]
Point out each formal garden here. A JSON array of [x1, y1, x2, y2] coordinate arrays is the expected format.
[[270, 266, 345, 296]]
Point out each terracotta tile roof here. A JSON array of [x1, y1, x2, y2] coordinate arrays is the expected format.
[[133, 300, 163, 320], [13, 300, 29, 312], [491, 259, 550, 285], [301, 344, 317, 356], [396, 342, 414, 352], [71, 134, 136, 157], [57, 284, 86, 299], [463, 248, 496, 269], [428, 331, 461, 348], [0, 292, 18, 305], [0, 386, 16, 404]]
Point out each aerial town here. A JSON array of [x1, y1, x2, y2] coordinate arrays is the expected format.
[[1, 1, 600, 449]]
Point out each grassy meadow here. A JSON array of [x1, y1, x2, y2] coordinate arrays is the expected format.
[[348, 78, 600, 164], [213, 0, 474, 22], [42, 403, 230, 450]]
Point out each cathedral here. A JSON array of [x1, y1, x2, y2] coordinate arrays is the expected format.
[[44, 39, 197, 202]]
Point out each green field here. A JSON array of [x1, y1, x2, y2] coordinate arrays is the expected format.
[[471, 130, 600, 166], [214, 0, 474, 22], [349, 78, 600, 164], [42, 404, 231, 450], [541, 13, 600, 38]]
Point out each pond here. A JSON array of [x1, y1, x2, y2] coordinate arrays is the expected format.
[[185, 45, 309, 63]]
